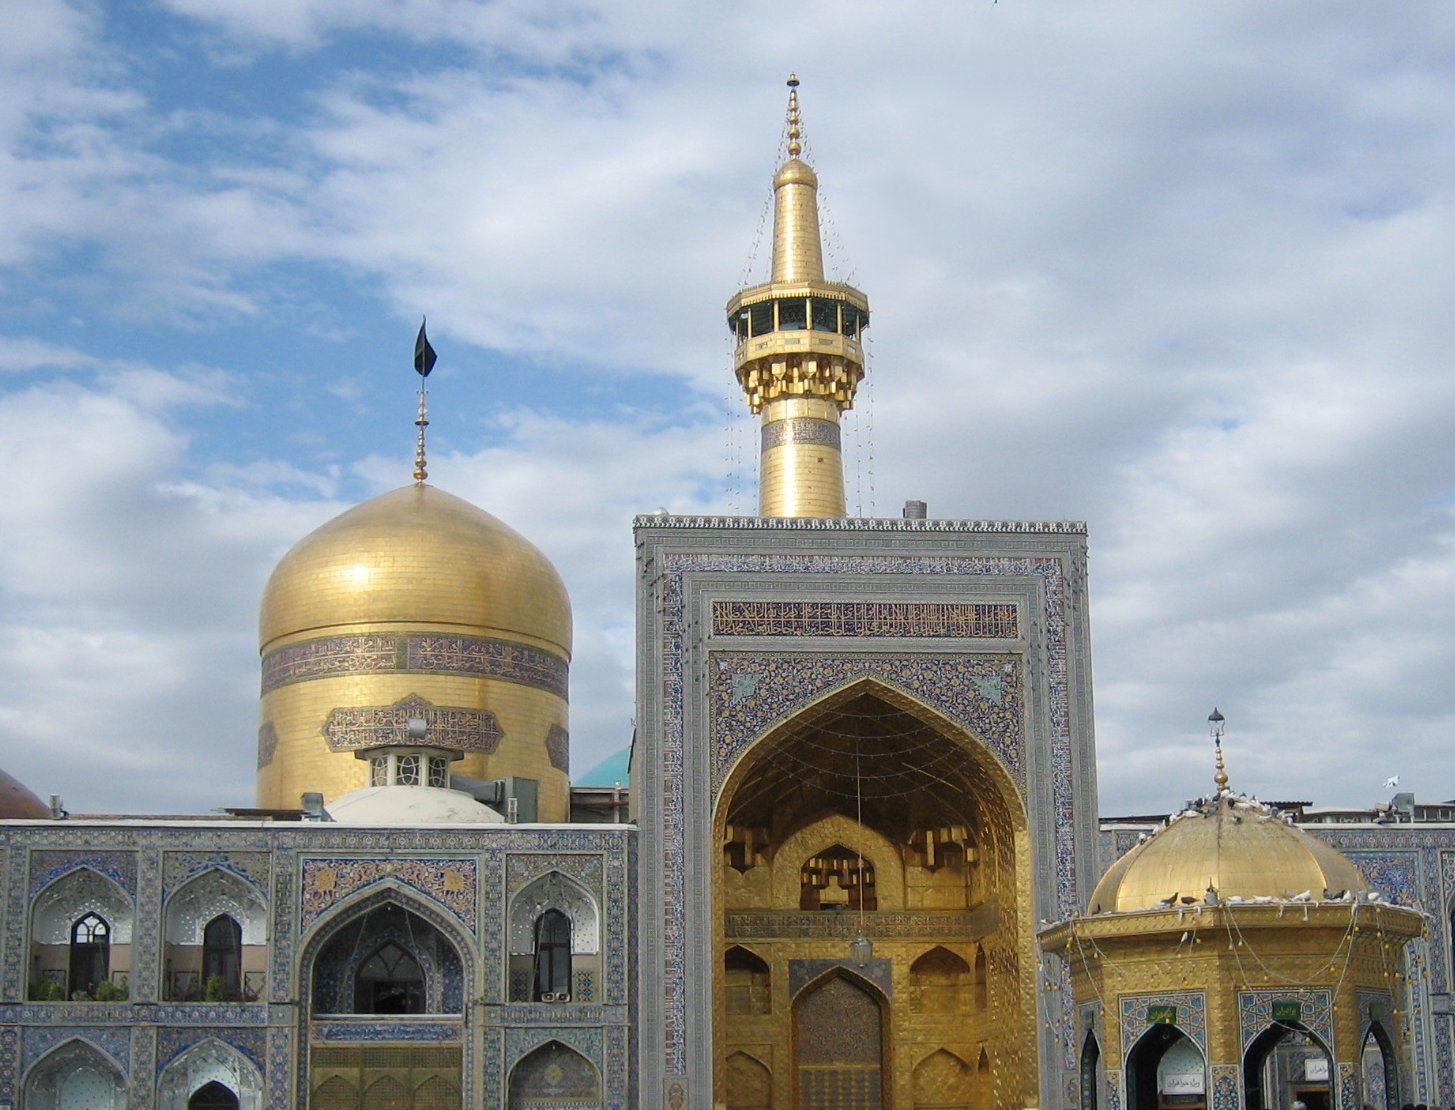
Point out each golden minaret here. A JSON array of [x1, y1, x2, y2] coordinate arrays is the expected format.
[[727, 75, 870, 518]]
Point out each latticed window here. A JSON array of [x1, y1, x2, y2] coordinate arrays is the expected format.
[[533, 910, 572, 1001], [428, 757, 448, 788], [202, 914, 242, 998], [396, 755, 420, 786], [69, 912, 110, 997], [356, 942, 425, 1014], [371, 757, 388, 787]]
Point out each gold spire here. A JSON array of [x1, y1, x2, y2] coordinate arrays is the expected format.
[[1209, 707, 1228, 793], [726, 75, 870, 518], [414, 382, 429, 483]]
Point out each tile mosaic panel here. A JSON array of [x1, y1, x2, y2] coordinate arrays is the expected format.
[[709, 652, 1024, 794], [1238, 988, 1332, 1054], [310, 1021, 463, 1042], [547, 725, 570, 773], [651, 544, 1078, 1078], [761, 416, 840, 450], [22, 1025, 131, 1073], [506, 854, 603, 900], [155, 1026, 265, 1072], [1117, 991, 1207, 1055], [710, 599, 1019, 639], [0, 1025, 15, 1104], [261, 632, 568, 698], [1210, 1065, 1240, 1110], [161, 851, 271, 900], [29, 850, 136, 897], [299, 857, 477, 931], [322, 694, 502, 754]]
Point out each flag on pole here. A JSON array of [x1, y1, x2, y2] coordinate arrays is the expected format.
[[414, 318, 437, 377]]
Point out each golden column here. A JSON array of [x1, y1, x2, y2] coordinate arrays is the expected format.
[[727, 75, 870, 518]]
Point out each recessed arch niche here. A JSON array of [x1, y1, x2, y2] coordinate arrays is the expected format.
[[713, 679, 1032, 1105]]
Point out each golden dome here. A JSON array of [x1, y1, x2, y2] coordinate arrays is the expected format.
[[773, 158, 818, 189], [0, 767, 48, 819], [260, 483, 570, 655], [1089, 793, 1370, 914]]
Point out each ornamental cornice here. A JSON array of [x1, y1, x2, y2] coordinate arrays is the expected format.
[[633, 514, 1087, 534]]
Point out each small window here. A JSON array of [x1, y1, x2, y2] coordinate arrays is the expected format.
[[731, 311, 749, 341], [778, 298, 807, 331], [203, 914, 242, 999], [70, 912, 110, 998], [748, 302, 773, 337], [428, 757, 449, 788], [533, 910, 572, 1001], [370, 757, 388, 787], [396, 755, 420, 786], [842, 305, 865, 338], [356, 943, 424, 1014], [811, 299, 838, 333]]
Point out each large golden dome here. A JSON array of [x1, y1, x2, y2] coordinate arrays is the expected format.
[[1089, 793, 1370, 914], [256, 482, 573, 817], [261, 484, 570, 655]]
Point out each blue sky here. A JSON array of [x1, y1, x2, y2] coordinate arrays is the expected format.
[[4, 0, 1455, 816]]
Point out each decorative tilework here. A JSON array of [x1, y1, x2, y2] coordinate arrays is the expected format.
[[761, 416, 840, 450], [709, 652, 1024, 793], [1344, 851, 1420, 906], [1339, 1060, 1358, 1110], [1210, 1065, 1239, 1110], [1117, 991, 1207, 1055], [1238, 988, 1332, 1054], [161, 851, 271, 901], [648, 542, 1081, 1081], [0, 1026, 16, 1104], [155, 1027, 265, 1072], [632, 514, 1088, 534], [506, 854, 602, 900], [29, 850, 136, 897], [1105, 1068, 1123, 1110], [310, 1021, 463, 1042], [257, 722, 278, 769], [547, 725, 570, 773], [299, 857, 477, 931], [711, 599, 1019, 639], [22, 1025, 131, 1073], [322, 694, 502, 754], [261, 632, 568, 698]]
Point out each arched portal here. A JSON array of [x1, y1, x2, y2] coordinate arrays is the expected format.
[[793, 971, 887, 1108], [507, 1041, 601, 1109], [1244, 1024, 1332, 1110], [1080, 1030, 1100, 1110], [713, 682, 1031, 1103], [1126, 1024, 1204, 1110], [1361, 1022, 1397, 1110], [23, 1039, 127, 1110]]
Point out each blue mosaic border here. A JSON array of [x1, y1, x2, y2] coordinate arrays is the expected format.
[[654, 546, 1075, 1077]]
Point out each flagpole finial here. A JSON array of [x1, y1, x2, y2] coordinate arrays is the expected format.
[[786, 73, 802, 158], [412, 318, 438, 483]]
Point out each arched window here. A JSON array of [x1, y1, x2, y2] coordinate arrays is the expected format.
[[533, 909, 572, 1001], [355, 942, 424, 1014], [188, 1080, 240, 1110], [202, 915, 242, 1000], [69, 913, 110, 998]]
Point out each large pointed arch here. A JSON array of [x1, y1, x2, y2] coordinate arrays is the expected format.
[[157, 1038, 263, 1110], [298, 883, 472, 1018], [713, 674, 1034, 1102], [791, 967, 888, 1109], [22, 1037, 127, 1109]]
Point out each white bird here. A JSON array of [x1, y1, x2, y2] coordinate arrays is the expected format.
[[1384, 775, 1400, 789], [1290, 890, 1312, 902]]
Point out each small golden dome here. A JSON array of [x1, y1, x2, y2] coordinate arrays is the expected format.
[[0, 767, 49, 819], [773, 158, 818, 189], [260, 484, 570, 655], [1089, 794, 1370, 914]]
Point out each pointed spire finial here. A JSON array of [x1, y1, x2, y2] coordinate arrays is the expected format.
[[786, 73, 802, 157], [412, 317, 437, 483], [1208, 708, 1228, 793]]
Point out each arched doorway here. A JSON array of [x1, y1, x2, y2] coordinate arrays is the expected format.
[[793, 971, 887, 1108], [1126, 1024, 1205, 1110], [1244, 1025, 1333, 1110], [188, 1080, 239, 1110], [1080, 1030, 1100, 1110], [1360, 1022, 1397, 1110], [714, 682, 1032, 1103]]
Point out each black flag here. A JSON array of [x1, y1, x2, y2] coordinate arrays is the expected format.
[[414, 318, 437, 377]]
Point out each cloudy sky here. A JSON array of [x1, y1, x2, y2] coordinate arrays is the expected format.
[[2, 0, 1453, 817]]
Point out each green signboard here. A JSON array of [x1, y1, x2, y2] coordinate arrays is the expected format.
[[1146, 1005, 1178, 1025], [1272, 1000, 1303, 1023]]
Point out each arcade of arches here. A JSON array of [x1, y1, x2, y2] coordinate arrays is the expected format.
[[714, 686, 1034, 1109]]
